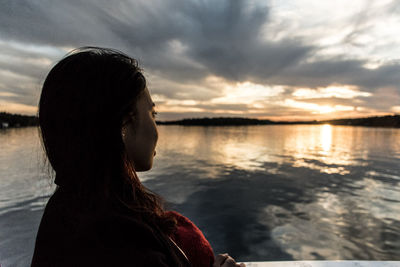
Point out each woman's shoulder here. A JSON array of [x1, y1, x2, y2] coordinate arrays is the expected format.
[[42, 188, 162, 245], [70, 213, 173, 266], [32, 190, 180, 266]]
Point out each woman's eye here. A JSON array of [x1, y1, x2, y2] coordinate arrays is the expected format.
[[152, 111, 158, 118]]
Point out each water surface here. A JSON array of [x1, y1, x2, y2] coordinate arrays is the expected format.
[[0, 125, 399, 266]]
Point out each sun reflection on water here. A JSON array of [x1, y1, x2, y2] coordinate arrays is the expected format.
[[151, 124, 400, 179], [321, 124, 332, 154]]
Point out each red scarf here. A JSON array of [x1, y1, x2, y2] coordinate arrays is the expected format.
[[167, 211, 214, 267]]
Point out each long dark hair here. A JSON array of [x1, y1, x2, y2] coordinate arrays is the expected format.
[[39, 47, 176, 233]]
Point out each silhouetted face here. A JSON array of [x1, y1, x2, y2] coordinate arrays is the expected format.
[[122, 87, 158, 171]]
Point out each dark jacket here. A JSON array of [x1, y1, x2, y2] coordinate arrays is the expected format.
[[31, 186, 191, 267]]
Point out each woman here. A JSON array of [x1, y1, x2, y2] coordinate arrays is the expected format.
[[32, 47, 245, 267]]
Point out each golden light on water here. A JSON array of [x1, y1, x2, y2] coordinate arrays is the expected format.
[[153, 124, 363, 177], [321, 124, 332, 153]]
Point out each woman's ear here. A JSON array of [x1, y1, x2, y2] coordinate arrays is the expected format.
[[121, 114, 137, 143]]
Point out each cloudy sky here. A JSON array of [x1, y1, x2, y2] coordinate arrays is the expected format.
[[1, 0, 399, 121]]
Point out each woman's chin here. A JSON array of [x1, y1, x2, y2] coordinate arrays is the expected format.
[[135, 161, 153, 172]]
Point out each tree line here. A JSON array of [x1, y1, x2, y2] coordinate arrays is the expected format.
[[157, 115, 400, 128], [1, 112, 399, 129], [0, 112, 38, 128]]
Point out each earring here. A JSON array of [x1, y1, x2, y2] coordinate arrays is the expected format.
[[121, 127, 127, 138]]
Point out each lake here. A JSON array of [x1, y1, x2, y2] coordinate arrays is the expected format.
[[0, 125, 399, 266]]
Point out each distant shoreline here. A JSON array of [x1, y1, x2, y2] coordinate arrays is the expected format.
[[157, 115, 400, 128], [0, 112, 38, 129], [1, 112, 399, 129]]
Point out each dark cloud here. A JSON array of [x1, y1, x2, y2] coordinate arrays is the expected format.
[[266, 59, 400, 93], [0, 0, 399, 116], [361, 86, 400, 112], [0, 0, 120, 47], [0, 0, 312, 81], [174, 1, 313, 81]]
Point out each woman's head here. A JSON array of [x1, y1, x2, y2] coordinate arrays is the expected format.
[[39, 47, 160, 204], [40, 46, 156, 177]]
